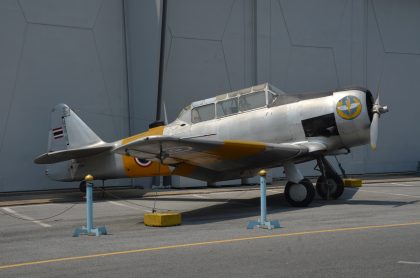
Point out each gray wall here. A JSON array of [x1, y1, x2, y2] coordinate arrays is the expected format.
[[162, 0, 256, 120], [0, 0, 129, 191], [0, 0, 419, 191]]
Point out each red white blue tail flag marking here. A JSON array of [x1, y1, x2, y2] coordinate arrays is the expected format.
[[52, 127, 64, 139]]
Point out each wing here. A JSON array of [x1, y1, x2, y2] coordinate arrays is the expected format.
[[113, 136, 317, 172]]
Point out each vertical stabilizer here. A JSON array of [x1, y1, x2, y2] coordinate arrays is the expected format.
[[48, 104, 104, 152]]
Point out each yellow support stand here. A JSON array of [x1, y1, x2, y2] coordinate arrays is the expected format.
[[343, 178, 363, 187], [144, 211, 182, 227]]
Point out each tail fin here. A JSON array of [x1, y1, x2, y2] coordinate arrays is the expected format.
[[35, 104, 112, 165], [48, 104, 104, 152]]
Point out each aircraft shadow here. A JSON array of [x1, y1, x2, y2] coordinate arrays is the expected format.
[[31, 186, 415, 226], [181, 193, 298, 225], [310, 199, 419, 208], [158, 189, 419, 225]]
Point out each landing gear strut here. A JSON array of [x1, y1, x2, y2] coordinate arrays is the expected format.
[[79, 180, 87, 193], [315, 157, 344, 200], [283, 163, 315, 207]]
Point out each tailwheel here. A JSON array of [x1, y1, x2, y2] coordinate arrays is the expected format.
[[316, 174, 344, 200], [79, 180, 87, 193], [284, 179, 315, 207]]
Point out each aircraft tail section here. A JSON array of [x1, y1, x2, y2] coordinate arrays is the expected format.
[[48, 104, 104, 152], [34, 104, 112, 165]]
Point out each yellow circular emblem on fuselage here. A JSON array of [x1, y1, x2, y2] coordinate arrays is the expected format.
[[336, 95, 362, 120]]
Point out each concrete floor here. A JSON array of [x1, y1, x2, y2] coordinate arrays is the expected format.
[[1, 180, 420, 277]]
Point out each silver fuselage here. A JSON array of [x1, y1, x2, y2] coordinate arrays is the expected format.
[[165, 89, 370, 150], [47, 88, 372, 182]]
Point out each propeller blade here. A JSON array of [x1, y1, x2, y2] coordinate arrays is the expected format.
[[370, 113, 379, 150], [374, 94, 380, 105]]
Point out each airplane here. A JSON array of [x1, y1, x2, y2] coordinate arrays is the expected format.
[[34, 83, 388, 207]]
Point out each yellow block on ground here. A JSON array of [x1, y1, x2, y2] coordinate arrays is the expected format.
[[343, 178, 363, 187], [144, 211, 182, 227]]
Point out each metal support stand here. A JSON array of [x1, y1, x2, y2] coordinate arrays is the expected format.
[[247, 170, 281, 230], [73, 175, 107, 237]]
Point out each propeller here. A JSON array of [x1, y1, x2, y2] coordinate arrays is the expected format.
[[370, 94, 389, 150]]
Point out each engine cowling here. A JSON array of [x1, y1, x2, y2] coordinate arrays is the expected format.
[[333, 89, 374, 148]]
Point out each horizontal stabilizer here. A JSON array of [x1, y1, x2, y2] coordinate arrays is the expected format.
[[34, 145, 113, 164]]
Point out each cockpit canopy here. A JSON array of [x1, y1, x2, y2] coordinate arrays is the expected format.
[[176, 83, 299, 124]]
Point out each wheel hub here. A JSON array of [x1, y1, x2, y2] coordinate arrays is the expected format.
[[289, 183, 307, 202], [325, 178, 337, 194]]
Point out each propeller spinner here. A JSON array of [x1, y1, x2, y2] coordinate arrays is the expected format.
[[370, 95, 389, 150]]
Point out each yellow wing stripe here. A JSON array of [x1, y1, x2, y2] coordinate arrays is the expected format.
[[172, 141, 266, 177], [121, 126, 165, 145], [172, 163, 196, 176], [207, 140, 266, 160]]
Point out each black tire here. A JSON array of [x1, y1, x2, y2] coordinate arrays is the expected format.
[[79, 181, 87, 193], [316, 175, 344, 200], [284, 180, 315, 207], [300, 178, 313, 188]]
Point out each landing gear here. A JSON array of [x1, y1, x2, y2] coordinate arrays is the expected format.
[[282, 157, 345, 206], [315, 157, 344, 200], [316, 175, 344, 200], [284, 180, 315, 207], [79, 180, 86, 193], [283, 163, 315, 207], [80, 179, 102, 196]]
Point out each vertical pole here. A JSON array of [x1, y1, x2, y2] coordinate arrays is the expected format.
[[260, 173, 267, 223], [155, 0, 171, 189], [156, 0, 168, 121], [247, 169, 280, 229], [86, 181, 93, 231], [73, 174, 107, 236], [122, 0, 132, 136]]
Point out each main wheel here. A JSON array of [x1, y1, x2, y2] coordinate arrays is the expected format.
[[284, 180, 315, 207], [79, 181, 86, 193], [316, 175, 344, 200], [299, 178, 313, 188]]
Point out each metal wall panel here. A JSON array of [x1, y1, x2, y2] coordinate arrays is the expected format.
[[162, 0, 256, 121], [0, 0, 129, 191], [364, 0, 420, 173]]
